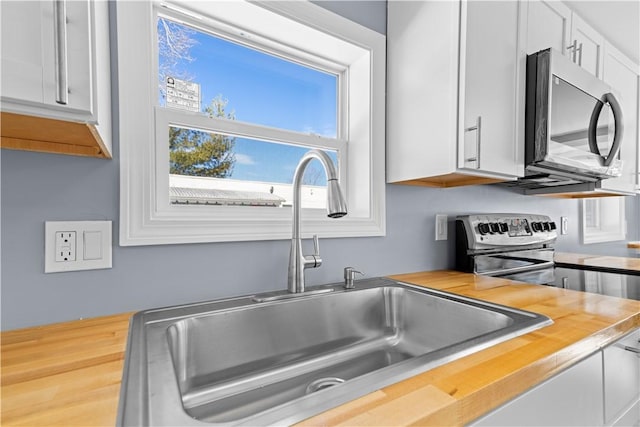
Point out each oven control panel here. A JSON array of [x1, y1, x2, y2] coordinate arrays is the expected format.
[[457, 214, 557, 249]]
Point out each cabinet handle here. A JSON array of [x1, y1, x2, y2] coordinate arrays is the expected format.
[[623, 345, 640, 355], [53, 0, 69, 105], [576, 43, 583, 66], [464, 116, 482, 169], [566, 40, 578, 62]]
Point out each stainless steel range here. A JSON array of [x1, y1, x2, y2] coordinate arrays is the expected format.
[[456, 214, 640, 301], [456, 213, 558, 285]]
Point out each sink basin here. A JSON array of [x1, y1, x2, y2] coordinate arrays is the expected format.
[[118, 278, 552, 426]]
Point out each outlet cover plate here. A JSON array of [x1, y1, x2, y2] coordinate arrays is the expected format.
[[435, 214, 448, 241], [45, 221, 112, 273]]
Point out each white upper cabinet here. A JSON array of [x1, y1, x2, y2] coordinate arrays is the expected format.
[[0, 0, 112, 158], [569, 13, 605, 79], [387, 1, 523, 187], [525, 0, 572, 56], [526, 1, 604, 78], [460, 1, 522, 178], [600, 42, 640, 195]]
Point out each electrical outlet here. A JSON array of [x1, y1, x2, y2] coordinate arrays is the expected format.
[[561, 217, 568, 235], [435, 214, 448, 241], [45, 221, 112, 273], [55, 231, 76, 262]]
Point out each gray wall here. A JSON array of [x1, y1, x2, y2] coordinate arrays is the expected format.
[[1, 1, 638, 330]]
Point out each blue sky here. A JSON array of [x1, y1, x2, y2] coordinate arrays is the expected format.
[[159, 18, 338, 184]]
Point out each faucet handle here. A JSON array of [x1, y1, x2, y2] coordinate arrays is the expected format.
[[303, 235, 322, 268], [344, 267, 364, 289], [313, 234, 320, 257]]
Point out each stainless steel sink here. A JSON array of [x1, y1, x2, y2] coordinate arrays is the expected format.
[[118, 278, 552, 426]]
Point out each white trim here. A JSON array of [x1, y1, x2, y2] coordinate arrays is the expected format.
[[581, 197, 626, 244], [117, 0, 386, 246]]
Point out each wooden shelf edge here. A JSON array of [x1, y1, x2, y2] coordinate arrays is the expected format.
[[390, 173, 507, 188], [0, 112, 111, 159], [0, 136, 107, 158]]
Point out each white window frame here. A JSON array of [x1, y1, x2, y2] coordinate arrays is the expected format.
[[581, 197, 627, 244], [116, 0, 386, 245]]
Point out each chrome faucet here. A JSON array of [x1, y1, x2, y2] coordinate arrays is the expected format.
[[288, 149, 347, 293]]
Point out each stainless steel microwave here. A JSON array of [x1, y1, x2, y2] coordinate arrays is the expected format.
[[520, 48, 623, 189]]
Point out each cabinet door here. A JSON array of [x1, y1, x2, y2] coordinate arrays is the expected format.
[[600, 42, 639, 195], [1, 1, 46, 104], [460, 0, 521, 178], [1, 0, 94, 119], [570, 13, 605, 78], [604, 328, 640, 425], [470, 351, 604, 426], [525, 0, 572, 56]]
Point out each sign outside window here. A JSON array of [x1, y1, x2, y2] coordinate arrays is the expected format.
[[166, 76, 200, 112]]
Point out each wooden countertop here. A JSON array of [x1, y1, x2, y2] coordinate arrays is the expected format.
[[2, 271, 639, 426], [555, 252, 640, 273], [1, 312, 132, 426]]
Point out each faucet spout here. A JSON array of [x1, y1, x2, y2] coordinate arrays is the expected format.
[[288, 150, 347, 294]]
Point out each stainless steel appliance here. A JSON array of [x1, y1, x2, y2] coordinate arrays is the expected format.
[[552, 267, 640, 301], [456, 213, 639, 301], [505, 48, 624, 194], [456, 214, 557, 285]]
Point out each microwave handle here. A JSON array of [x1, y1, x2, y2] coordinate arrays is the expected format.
[[587, 92, 624, 167]]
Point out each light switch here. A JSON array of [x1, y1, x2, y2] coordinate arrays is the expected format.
[[83, 231, 103, 260]]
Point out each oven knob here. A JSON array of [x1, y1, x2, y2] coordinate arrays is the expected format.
[[489, 223, 500, 234], [543, 222, 551, 231], [478, 223, 490, 235], [499, 222, 509, 233], [549, 221, 557, 230], [531, 222, 542, 232]]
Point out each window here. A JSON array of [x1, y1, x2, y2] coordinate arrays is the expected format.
[[581, 197, 626, 244], [117, 1, 386, 245]]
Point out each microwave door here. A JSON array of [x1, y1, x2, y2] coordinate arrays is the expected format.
[[547, 76, 623, 177]]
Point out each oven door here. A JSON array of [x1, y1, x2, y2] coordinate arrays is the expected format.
[[551, 267, 640, 301], [474, 248, 554, 278], [497, 267, 556, 285]]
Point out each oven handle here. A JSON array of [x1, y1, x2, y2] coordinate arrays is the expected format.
[[588, 92, 623, 167], [477, 260, 555, 277]]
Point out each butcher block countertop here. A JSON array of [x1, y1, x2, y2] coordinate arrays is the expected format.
[[555, 252, 640, 273], [2, 271, 640, 426]]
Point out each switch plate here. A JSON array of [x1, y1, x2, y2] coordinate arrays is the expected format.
[[45, 221, 112, 273], [561, 217, 568, 235], [435, 214, 448, 241]]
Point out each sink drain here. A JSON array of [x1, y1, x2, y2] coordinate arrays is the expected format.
[[305, 377, 345, 394]]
